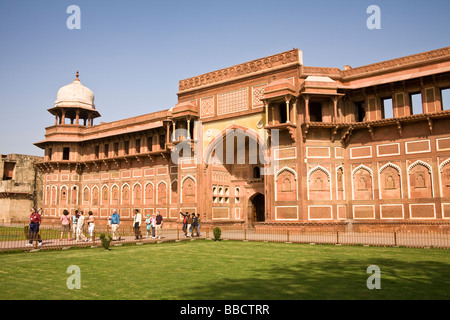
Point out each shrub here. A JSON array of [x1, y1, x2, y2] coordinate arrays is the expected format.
[[213, 227, 221, 241], [100, 233, 113, 250]]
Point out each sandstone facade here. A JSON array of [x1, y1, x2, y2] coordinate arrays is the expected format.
[[34, 47, 450, 231]]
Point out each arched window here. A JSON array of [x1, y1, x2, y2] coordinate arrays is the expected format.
[[408, 161, 433, 198], [144, 182, 154, 205], [171, 180, 178, 204], [276, 167, 297, 201], [379, 163, 402, 199], [133, 183, 142, 205], [352, 165, 373, 200], [307, 166, 331, 200], [157, 181, 167, 204], [101, 185, 109, 205], [92, 186, 99, 205]]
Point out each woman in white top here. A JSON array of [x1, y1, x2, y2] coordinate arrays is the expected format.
[[133, 209, 142, 240], [76, 211, 88, 242], [87, 211, 95, 241]]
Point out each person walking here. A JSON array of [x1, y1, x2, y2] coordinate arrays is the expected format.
[[133, 209, 142, 240], [26, 208, 43, 247], [76, 211, 88, 242], [87, 211, 95, 241], [145, 214, 151, 237], [151, 213, 157, 239], [186, 212, 193, 237], [155, 211, 163, 239], [191, 213, 199, 237], [180, 211, 189, 237], [111, 209, 120, 241], [72, 210, 79, 240], [59, 209, 71, 241]]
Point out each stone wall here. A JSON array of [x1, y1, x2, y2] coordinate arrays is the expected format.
[[0, 154, 43, 223]]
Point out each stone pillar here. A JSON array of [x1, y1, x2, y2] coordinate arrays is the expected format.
[[187, 118, 191, 140], [303, 95, 310, 123], [172, 121, 176, 141], [333, 96, 338, 123], [264, 102, 269, 126], [292, 99, 297, 125], [285, 98, 290, 123], [166, 122, 170, 145], [76, 110, 80, 125]]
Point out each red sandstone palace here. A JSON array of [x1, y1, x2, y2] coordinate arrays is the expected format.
[[35, 47, 450, 230]]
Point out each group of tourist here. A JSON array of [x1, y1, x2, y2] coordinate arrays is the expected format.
[[179, 212, 201, 237], [26, 207, 200, 246], [26, 207, 96, 246], [108, 209, 163, 240], [130, 209, 164, 240], [59, 209, 96, 242]]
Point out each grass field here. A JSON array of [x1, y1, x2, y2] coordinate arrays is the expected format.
[[0, 240, 449, 300]]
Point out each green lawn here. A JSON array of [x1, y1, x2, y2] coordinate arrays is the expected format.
[[0, 240, 448, 300]]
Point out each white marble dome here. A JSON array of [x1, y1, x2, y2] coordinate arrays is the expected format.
[[55, 71, 95, 109]]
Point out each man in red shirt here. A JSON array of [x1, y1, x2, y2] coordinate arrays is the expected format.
[[26, 208, 43, 247]]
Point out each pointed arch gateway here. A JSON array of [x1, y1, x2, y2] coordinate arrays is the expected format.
[[204, 124, 269, 224]]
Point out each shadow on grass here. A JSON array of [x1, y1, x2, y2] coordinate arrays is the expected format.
[[186, 257, 450, 300]]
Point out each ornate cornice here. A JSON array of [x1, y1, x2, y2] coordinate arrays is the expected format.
[[341, 47, 450, 80], [178, 49, 302, 93]]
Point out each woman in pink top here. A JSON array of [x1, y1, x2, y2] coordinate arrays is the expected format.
[[60, 209, 72, 241]]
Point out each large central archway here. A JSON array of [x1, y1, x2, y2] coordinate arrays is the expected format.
[[203, 124, 268, 225]]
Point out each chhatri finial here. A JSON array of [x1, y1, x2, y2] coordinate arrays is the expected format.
[[75, 70, 80, 81]]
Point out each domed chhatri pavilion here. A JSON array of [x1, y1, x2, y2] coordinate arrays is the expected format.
[[48, 71, 100, 127], [35, 47, 450, 231]]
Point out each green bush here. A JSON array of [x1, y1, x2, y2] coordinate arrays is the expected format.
[[213, 227, 221, 241], [100, 233, 113, 250]]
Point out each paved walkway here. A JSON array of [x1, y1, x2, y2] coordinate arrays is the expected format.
[[1, 229, 449, 250], [0, 230, 206, 251]]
